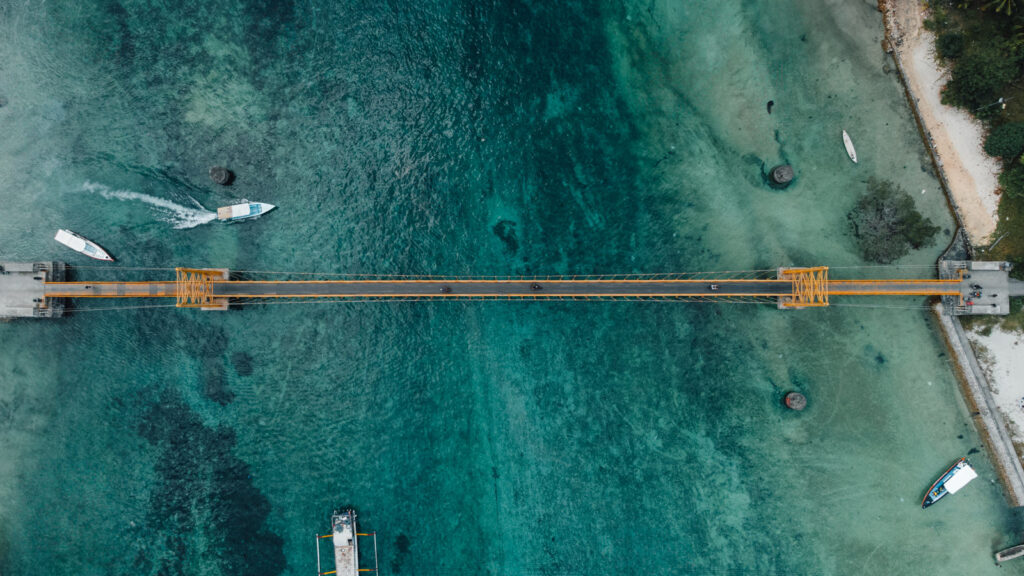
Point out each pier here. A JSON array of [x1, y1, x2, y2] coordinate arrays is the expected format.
[[0, 262, 1017, 317], [0, 262, 65, 318]]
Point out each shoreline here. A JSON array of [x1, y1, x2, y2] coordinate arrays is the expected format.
[[879, 0, 1001, 246], [934, 305, 1024, 506], [880, 0, 1024, 506]]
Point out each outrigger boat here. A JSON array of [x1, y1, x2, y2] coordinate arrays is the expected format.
[[922, 457, 977, 508], [216, 202, 275, 222], [842, 129, 858, 163], [315, 508, 379, 576], [54, 229, 114, 261]]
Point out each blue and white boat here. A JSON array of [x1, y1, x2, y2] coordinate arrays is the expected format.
[[922, 457, 977, 508], [216, 202, 276, 222]]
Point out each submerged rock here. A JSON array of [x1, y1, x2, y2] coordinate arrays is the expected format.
[[209, 165, 234, 186], [785, 392, 807, 411], [768, 164, 795, 189]]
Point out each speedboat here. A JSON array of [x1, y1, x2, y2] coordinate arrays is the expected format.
[[922, 457, 977, 508], [54, 229, 114, 261], [843, 130, 858, 163], [216, 202, 276, 222]]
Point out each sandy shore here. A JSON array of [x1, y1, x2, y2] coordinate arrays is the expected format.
[[967, 326, 1024, 451], [884, 0, 1001, 245]]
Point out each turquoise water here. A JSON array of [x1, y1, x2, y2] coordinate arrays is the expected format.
[[1, 0, 1022, 574]]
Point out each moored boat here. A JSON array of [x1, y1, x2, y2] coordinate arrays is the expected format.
[[332, 509, 359, 576], [922, 457, 977, 508], [216, 202, 276, 222], [315, 508, 379, 576], [54, 229, 114, 261], [996, 543, 1024, 564], [843, 129, 858, 163]]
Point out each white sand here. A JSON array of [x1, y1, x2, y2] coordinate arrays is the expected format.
[[967, 326, 1024, 448], [886, 0, 1001, 244]]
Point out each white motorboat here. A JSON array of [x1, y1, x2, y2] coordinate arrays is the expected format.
[[54, 229, 114, 261], [843, 129, 858, 163], [216, 202, 276, 222]]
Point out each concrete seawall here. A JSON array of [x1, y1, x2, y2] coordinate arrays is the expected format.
[[880, 1, 1024, 506], [935, 305, 1024, 506]]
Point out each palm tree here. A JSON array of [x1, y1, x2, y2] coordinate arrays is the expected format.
[[985, 0, 1018, 15]]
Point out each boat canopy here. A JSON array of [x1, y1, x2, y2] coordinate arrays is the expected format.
[[229, 203, 259, 218], [54, 229, 86, 251], [217, 202, 275, 220], [945, 465, 978, 494]]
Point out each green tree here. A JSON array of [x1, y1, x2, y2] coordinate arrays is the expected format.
[[985, 0, 1018, 16], [942, 42, 1017, 112], [937, 32, 966, 59], [985, 122, 1024, 157], [999, 163, 1024, 198], [847, 179, 940, 263]]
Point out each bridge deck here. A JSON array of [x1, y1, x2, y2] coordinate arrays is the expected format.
[[41, 278, 961, 299], [213, 279, 793, 298], [43, 281, 177, 298]]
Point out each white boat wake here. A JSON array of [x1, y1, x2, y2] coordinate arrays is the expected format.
[[82, 181, 217, 229]]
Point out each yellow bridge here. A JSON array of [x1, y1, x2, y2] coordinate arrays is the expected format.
[[34, 266, 971, 311]]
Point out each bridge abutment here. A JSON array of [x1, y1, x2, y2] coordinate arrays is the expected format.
[[0, 261, 65, 319]]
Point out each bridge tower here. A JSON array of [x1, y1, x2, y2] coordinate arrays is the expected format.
[[175, 267, 230, 310], [778, 266, 829, 309]]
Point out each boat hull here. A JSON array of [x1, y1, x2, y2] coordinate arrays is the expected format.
[[216, 202, 276, 222], [54, 229, 114, 261], [332, 509, 360, 576], [996, 544, 1024, 563], [843, 130, 858, 163], [922, 457, 976, 508]]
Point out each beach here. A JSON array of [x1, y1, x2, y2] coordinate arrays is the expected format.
[[968, 326, 1024, 451], [884, 0, 1001, 244]]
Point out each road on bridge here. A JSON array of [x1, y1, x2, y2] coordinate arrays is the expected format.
[[211, 279, 794, 298], [41, 278, 961, 299]]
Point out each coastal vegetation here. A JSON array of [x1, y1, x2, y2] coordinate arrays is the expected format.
[[847, 178, 940, 263], [926, 1, 1024, 278]]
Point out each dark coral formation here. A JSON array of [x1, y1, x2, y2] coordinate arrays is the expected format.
[[136, 391, 284, 575]]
